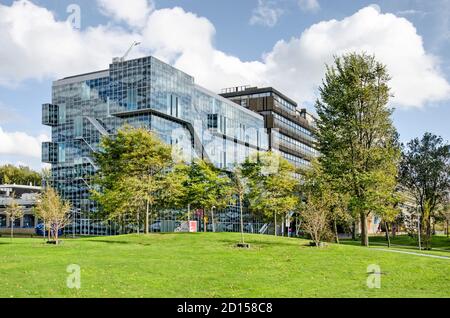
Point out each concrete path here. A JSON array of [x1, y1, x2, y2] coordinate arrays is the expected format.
[[372, 248, 450, 260]]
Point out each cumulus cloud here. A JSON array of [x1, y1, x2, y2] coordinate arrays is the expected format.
[[97, 0, 154, 28], [143, 5, 450, 108], [0, 0, 143, 86], [0, 1, 448, 109], [298, 0, 320, 12], [0, 126, 49, 158], [249, 0, 284, 27], [262, 6, 450, 107]]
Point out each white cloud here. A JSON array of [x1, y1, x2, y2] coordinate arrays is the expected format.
[[250, 0, 284, 27], [0, 126, 49, 158], [262, 6, 450, 107], [0, 2, 448, 109], [298, 0, 320, 12], [97, 0, 154, 28], [0, 0, 143, 86]]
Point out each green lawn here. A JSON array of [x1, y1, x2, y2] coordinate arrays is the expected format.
[[0, 233, 449, 298], [341, 235, 450, 257], [366, 234, 450, 249]]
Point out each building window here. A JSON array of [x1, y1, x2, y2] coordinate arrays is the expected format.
[[127, 88, 138, 110], [207, 114, 218, 129], [58, 143, 66, 163], [11, 218, 21, 228], [0, 215, 6, 228], [23, 215, 35, 228]]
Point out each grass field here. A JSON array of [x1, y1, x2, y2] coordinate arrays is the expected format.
[[0, 233, 449, 298], [341, 235, 450, 257]]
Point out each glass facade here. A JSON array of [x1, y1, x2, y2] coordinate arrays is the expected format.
[[43, 56, 268, 217], [221, 86, 317, 171]]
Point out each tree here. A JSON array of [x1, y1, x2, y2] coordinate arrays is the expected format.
[[315, 52, 400, 246], [182, 159, 233, 232], [300, 194, 331, 247], [437, 201, 450, 238], [400, 133, 450, 249], [0, 164, 41, 185], [242, 151, 298, 236], [5, 196, 24, 239], [92, 126, 187, 234], [230, 165, 250, 245], [377, 191, 402, 248], [40, 167, 52, 187], [34, 187, 71, 244], [299, 161, 347, 246]]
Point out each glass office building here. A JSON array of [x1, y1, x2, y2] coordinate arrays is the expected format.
[[221, 86, 318, 172], [42, 56, 268, 218]]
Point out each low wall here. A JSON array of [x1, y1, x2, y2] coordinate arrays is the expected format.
[[0, 228, 35, 235]]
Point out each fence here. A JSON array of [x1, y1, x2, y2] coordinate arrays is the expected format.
[[63, 210, 273, 237]]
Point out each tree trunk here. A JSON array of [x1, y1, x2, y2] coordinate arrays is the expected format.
[[145, 199, 149, 235], [334, 218, 339, 244], [446, 220, 449, 238], [427, 214, 432, 250], [385, 221, 391, 248], [55, 225, 59, 244], [239, 195, 244, 244], [10, 221, 13, 240], [360, 213, 369, 247], [137, 213, 140, 235], [274, 213, 277, 236], [351, 221, 356, 240], [203, 208, 207, 232]]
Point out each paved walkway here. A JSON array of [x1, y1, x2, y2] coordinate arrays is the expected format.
[[372, 248, 450, 260], [367, 241, 449, 252]]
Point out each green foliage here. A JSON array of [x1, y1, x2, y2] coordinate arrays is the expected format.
[[400, 132, 450, 248], [315, 52, 400, 246], [181, 159, 233, 214], [241, 151, 298, 226], [92, 126, 187, 223], [299, 160, 349, 245], [0, 164, 41, 185]]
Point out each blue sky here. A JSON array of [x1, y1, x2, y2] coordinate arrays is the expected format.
[[0, 0, 449, 170]]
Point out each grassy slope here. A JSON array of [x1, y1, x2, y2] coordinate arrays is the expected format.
[[0, 233, 449, 298]]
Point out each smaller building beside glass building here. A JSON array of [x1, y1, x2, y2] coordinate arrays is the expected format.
[[0, 184, 41, 235], [220, 86, 318, 171]]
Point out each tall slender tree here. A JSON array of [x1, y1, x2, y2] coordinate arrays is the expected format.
[[34, 187, 71, 244], [315, 52, 400, 246], [400, 133, 450, 249], [5, 196, 24, 240], [299, 160, 350, 245], [230, 165, 250, 245]]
